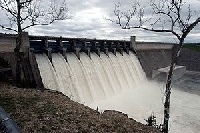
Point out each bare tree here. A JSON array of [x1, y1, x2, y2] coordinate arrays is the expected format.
[[110, 0, 200, 132], [0, 0, 70, 85]]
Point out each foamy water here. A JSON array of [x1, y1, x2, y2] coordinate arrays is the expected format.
[[89, 80, 200, 133], [36, 52, 200, 133]]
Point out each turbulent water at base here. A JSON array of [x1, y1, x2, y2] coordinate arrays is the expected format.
[[36, 52, 200, 133]]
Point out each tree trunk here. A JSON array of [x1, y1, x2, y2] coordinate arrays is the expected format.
[[15, 43, 21, 86], [162, 40, 183, 133], [15, 0, 22, 86]]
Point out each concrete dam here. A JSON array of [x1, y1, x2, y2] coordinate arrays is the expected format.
[[27, 35, 148, 104], [0, 33, 177, 81], [0, 33, 177, 96]]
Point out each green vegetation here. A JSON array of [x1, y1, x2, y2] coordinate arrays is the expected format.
[[183, 44, 200, 52]]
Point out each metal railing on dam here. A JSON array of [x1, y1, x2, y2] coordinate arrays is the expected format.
[[29, 35, 134, 58]]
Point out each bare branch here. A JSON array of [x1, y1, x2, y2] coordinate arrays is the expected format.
[[110, 0, 199, 42], [0, 2, 17, 18], [108, 2, 140, 29], [0, 24, 17, 32], [141, 26, 181, 40], [182, 17, 200, 40], [0, 0, 71, 32]]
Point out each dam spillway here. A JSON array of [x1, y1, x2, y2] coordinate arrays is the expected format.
[[26, 35, 146, 104], [35, 51, 146, 104]]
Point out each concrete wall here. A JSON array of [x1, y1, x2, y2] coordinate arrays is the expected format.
[[136, 49, 173, 78], [0, 34, 16, 52], [0, 52, 16, 78], [134, 42, 174, 50], [177, 48, 200, 71], [130, 38, 176, 78], [0, 33, 40, 86], [0, 34, 17, 78]]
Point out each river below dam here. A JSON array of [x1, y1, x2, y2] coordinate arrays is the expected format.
[[89, 79, 200, 133]]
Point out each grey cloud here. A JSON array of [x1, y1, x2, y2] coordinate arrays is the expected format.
[[1, 0, 200, 43]]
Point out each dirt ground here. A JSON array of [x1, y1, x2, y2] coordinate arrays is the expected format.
[[0, 83, 161, 133]]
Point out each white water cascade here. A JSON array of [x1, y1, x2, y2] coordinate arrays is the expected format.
[[35, 54, 60, 91], [36, 51, 200, 133], [36, 52, 145, 104]]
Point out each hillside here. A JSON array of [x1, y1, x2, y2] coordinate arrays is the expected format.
[[0, 83, 161, 133], [183, 44, 200, 52]]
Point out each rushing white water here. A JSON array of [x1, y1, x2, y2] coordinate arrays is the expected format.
[[36, 52, 144, 103], [116, 52, 138, 88], [79, 53, 106, 101], [89, 81, 200, 133], [35, 51, 200, 133], [99, 53, 122, 93], [51, 53, 79, 101], [90, 53, 115, 97], [66, 53, 93, 103], [35, 54, 60, 91], [109, 53, 131, 90], [129, 52, 146, 81]]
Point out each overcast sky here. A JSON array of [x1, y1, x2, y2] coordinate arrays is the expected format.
[[1, 0, 200, 43]]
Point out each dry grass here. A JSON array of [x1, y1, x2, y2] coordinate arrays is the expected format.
[[0, 83, 161, 133]]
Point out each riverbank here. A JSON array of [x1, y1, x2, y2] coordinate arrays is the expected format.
[[0, 83, 160, 133]]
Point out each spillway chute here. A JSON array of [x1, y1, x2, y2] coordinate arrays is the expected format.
[[35, 51, 146, 104]]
